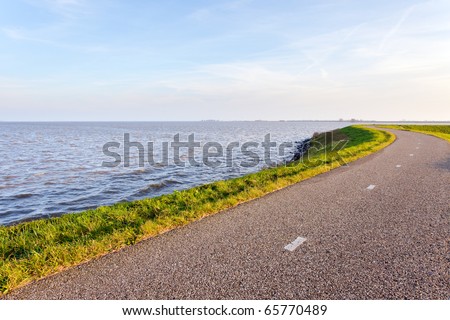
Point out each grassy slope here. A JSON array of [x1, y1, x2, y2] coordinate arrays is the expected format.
[[0, 126, 395, 294], [378, 125, 450, 143]]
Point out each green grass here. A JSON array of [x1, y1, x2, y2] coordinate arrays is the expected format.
[[378, 124, 450, 143], [0, 126, 395, 295]]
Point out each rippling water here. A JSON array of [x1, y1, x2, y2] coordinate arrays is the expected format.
[[0, 121, 351, 225]]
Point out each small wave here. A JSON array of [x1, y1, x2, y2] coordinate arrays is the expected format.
[[33, 172, 47, 177], [144, 182, 167, 190], [134, 186, 156, 196], [102, 187, 121, 195], [0, 209, 35, 226], [3, 175, 18, 180], [174, 171, 188, 177], [47, 159, 68, 163], [164, 179, 181, 185], [91, 170, 111, 175], [13, 193, 35, 199], [116, 167, 150, 177], [70, 166, 88, 172], [133, 179, 181, 196], [59, 194, 101, 206]]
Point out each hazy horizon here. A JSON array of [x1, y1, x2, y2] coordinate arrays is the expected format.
[[1, 119, 450, 123], [1, 1, 449, 121]]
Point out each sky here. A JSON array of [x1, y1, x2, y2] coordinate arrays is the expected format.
[[0, 0, 449, 121]]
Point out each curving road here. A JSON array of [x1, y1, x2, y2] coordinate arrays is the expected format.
[[5, 129, 450, 299]]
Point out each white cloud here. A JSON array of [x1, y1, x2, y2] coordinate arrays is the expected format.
[[187, 0, 252, 21], [378, 4, 416, 52], [1, 28, 25, 40], [43, 0, 85, 10], [187, 9, 211, 21], [23, 0, 90, 19]]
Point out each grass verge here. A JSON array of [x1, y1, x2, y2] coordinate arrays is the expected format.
[[378, 124, 450, 143], [0, 126, 395, 294]]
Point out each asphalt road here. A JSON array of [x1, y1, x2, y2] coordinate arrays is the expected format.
[[6, 129, 450, 299]]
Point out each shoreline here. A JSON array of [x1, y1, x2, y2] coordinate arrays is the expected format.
[[2, 137, 313, 228], [1, 121, 351, 227], [0, 125, 395, 294], [6, 126, 450, 300]]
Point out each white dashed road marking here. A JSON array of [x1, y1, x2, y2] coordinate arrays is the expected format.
[[410, 154, 414, 156], [396, 165, 402, 168], [367, 185, 376, 190], [284, 237, 307, 251]]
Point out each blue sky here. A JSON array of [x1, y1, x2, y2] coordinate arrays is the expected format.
[[0, 0, 449, 121]]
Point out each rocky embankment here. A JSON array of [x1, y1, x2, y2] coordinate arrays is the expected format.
[[291, 138, 311, 162]]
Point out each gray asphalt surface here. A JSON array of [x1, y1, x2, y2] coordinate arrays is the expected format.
[[5, 129, 450, 299]]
